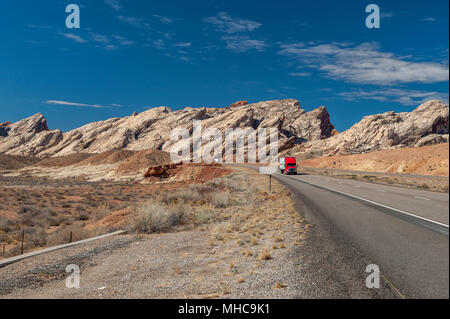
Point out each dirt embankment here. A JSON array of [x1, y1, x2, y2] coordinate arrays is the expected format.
[[299, 143, 449, 176], [116, 150, 171, 174], [0, 155, 41, 170]]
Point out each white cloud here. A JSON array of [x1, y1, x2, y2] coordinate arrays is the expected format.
[[421, 17, 437, 22], [89, 32, 110, 44], [59, 33, 87, 43], [105, 0, 121, 11], [112, 35, 134, 45], [152, 39, 165, 50], [381, 12, 394, 19], [222, 36, 268, 53], [174, 42, 192, 47], [152, 14, 174, 24], [45, 100, 119, 108], [339, 89, 449, 105], [27, 24, 51, 29], [203, 12, 262, 34], [118, 16, 150, 28], [279, 42, 449, 85], [290, 72, 312, 77]]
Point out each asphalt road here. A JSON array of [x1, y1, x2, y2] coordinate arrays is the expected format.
[[274, 172, 449, 299]]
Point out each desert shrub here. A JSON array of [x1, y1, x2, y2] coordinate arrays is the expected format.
[[17, 205, 38, 215], [25, 226, 47, 248], [162, 188, 201, 204], [211, 192, 230, 208], [16, 205, 55, 228], [77, 212, 90, 221], [205, 178, 225, 189], [194, 207, 214, 225], [5, 245, 22, 258], [132, 201, 185, 233], [0, 219, 15, 233], [0, 232, 8, 243], [222, 174, 247, 192]]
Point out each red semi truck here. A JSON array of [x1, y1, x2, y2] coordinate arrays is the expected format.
[[280, 157, 297, 175]]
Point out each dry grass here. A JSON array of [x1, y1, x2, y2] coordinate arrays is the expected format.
[[258, 248, 272, 261], [132, 201, 186, 233]]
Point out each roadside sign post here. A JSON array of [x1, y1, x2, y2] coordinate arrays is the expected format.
[[259, 166, 278, 193]]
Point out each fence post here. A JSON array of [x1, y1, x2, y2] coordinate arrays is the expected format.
[[69, 231, 73, 243], [21, 229, 25, 255], [2, 244, 5, 257]]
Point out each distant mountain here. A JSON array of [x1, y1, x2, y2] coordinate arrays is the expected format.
[[0, 99, 448, 160], [289, 100, 449, 159]]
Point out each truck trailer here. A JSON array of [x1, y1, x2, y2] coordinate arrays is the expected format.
[[279, 157, 297, 175]]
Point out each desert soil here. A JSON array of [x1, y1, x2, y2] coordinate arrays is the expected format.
[[299, 143, 449, 177]]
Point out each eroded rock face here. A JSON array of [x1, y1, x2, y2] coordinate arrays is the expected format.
[[0, 113, 63, 156], [0, 100, 335, 158], [296, 100, 449, 158]]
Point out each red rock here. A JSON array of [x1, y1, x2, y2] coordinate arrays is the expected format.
[[230, 101, 248, 108], [0, 121, 11, 127]]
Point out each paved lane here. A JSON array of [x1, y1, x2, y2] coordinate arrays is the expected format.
[[274, 173, 449, 299]]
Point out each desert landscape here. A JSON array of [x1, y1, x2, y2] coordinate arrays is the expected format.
[[0, 98, 448, 298]]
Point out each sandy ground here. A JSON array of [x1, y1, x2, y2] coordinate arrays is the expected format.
[[299, 143, 449, 177]]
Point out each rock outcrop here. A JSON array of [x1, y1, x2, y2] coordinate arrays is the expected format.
[[0, 113, 63, 156], [293, 100, 449, 158], [1, 99, 447, 159], [230, 101, 249, 108], [0, 99, 335, 158]]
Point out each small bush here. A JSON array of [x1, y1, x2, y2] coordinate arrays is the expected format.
[[0, 219, 15, 233], [222, 174, 247, 192], [163, 188, 201, 204], [133, 201, 185, 233], [258, 248, 272, 261], [211, 192, 230, 208], [25, 226, 47, 248], [194, 207, 214, 225], [77, 212, 90, 221]]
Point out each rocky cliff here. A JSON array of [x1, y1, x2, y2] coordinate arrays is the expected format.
[[0, 99, 335, 158], [292, 100, 449, 158], [1, 99, 448, 159]]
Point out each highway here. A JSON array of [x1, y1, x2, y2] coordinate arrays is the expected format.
[[272, 172, 449, 298]]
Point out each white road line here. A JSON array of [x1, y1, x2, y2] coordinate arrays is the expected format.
[[378, 190, 386, 192], [282, 174, 449, 229], [415, 196, 431, 201]]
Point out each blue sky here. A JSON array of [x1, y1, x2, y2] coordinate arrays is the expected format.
[[0, 0, 448, 132]]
